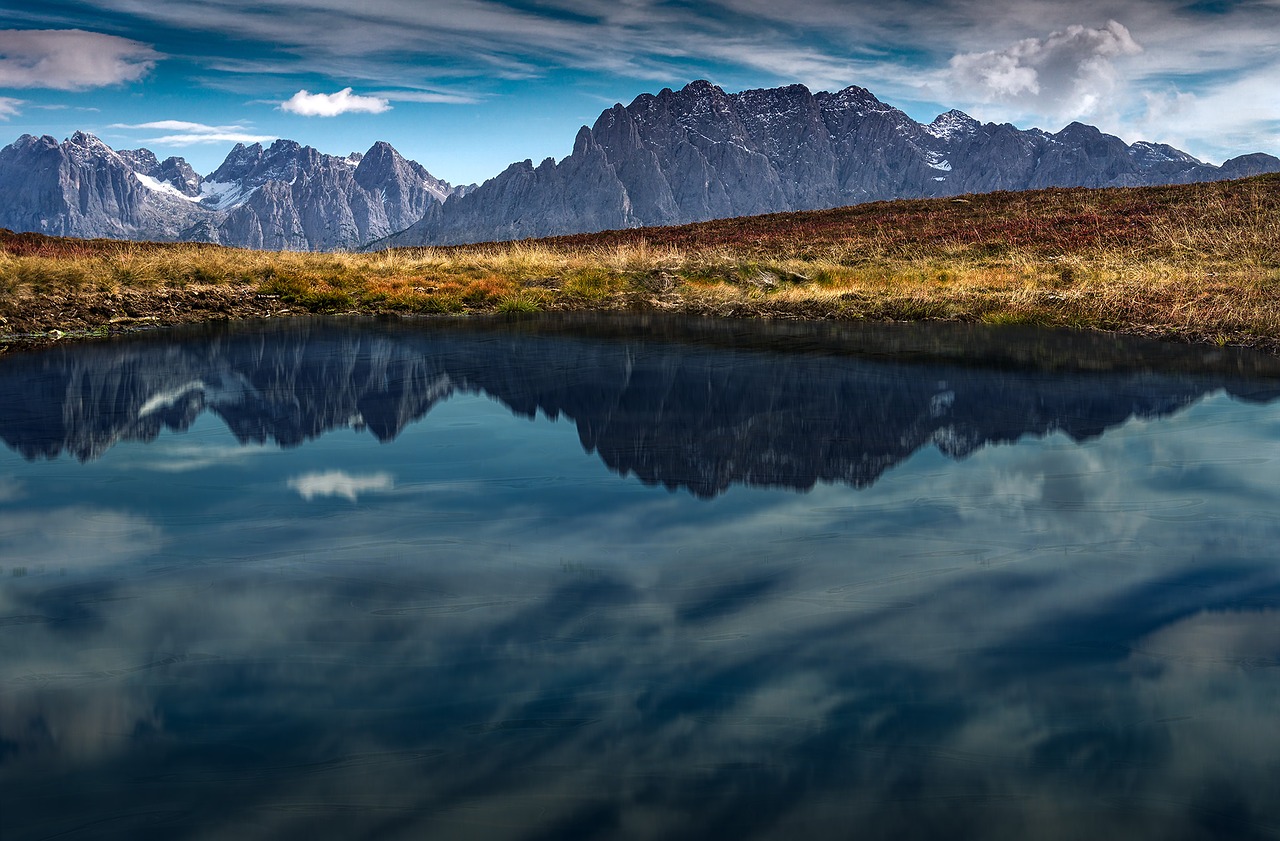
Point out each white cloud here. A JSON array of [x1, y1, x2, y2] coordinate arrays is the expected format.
[[0, 29, 159, 91], [0, 97, 22, 119], [280, 87, 391, 117], [110, 120, 276, 146], [1121, 69, 1280, 162], [947, 21, 1142, 120], [288, 471, 395, 502]]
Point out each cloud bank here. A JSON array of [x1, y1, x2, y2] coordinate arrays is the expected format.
[[0, 29, 159, 91], [947, 21, 1142, 121], [280, 88, 391, 117]]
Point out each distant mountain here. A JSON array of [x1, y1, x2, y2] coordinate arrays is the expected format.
[[0, 132, 466, 250], [379, 80, 1280, 247], [4, 80, 1277, 252]]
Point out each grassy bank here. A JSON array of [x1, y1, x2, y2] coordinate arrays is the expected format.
[[2, 174, 1279, 351]]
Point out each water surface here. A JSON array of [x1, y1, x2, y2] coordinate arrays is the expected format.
[[3, 315, 1280, 840]]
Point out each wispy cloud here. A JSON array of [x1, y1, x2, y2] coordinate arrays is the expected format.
[[373, 89, 481, 105], [110, 119, 275, 145], [280, 87, 391, 116], [0, 97, 23, 119], [14, 1, 1280, 162], [288, 471, 395, 502], [0, 29, 159, 90]]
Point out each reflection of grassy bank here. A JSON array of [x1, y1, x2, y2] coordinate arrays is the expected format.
[[2, 174, 1279, 350]]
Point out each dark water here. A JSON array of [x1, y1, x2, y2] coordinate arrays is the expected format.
[[4, 315, 1280, 840]]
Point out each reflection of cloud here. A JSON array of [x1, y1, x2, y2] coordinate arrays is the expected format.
[[0, 508, 161, 571], [0, 29, 159, 91], [130, 442, 270, 473], [288, 470, 394, 501], [0, 686, 161, 762], [1134, 608, 1280, 667], [0, 478, 22, 502]]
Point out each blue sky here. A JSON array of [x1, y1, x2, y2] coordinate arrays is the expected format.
[[1, 0, 1278, 186]]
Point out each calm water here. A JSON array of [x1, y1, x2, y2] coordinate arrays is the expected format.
[[4, 315, 1280, 840]]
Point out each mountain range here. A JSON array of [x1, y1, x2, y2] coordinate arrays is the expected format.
[[0, 131, 468, 251], [2, 80, 1278, 251]]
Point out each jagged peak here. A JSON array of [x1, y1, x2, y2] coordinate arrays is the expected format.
[[67, 130, 107, 147], [1055, 121, 1102, 138], [266, 138, 303, 153], [742, 82, 813, 98], [120, 147, 160, 166], [364, 140, 398, 156], [829, 84, 879, 103], [572, 125, 597, 156], [925, 109, 980, 140], [680, 79, 727, 97]]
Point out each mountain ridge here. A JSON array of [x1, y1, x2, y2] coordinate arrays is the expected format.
[[381, 80, 1280, 247], [2, 79, 1277, 251], [0, 132, 468, 251]]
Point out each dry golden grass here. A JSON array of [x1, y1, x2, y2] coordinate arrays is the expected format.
[[2, 174, 1278, 349]]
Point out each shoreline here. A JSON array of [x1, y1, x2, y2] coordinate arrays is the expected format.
[[3, 175, 1278, 355], [3, 281, 1278, 357]]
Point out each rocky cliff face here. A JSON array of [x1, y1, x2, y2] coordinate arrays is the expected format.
[[0, 133, 459, 250], [0, 132, 206, 240], [381, 80, 1280, 247]]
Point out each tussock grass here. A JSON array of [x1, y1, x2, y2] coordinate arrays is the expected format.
[[2, 174, 1279, 349]]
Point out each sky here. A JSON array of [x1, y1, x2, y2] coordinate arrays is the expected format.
[[1, 0, 1278, 186]]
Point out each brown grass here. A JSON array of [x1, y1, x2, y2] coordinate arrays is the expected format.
[[2, 174, 1278, 350]]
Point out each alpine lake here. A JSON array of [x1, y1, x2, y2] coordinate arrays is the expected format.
[[4, 313, 1280, 841]]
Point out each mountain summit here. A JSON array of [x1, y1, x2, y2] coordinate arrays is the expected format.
[[0, 134, 463, 250], [378, 80, 1280, 247]]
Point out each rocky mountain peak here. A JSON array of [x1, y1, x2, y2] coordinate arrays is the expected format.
[[0, 131, 453, 250], [926, 109, 980, 139], [207, 142, 265, 183], [63, 131, 124, 167], [67, 130, 108, 149], [118, 148, 160, 172], [153, 156, 202, 196]]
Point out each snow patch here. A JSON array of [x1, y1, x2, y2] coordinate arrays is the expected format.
[[133, 172, 201, 203], [198, 180, 252, 210], [924, 151, 953, 171]]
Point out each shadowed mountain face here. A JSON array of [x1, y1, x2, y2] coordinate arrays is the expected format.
[[2, 317, 1278, 497], [381, 80, 1280, 246]]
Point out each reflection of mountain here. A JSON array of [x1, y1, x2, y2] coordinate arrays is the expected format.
[[2, 317, 1279, 496]]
